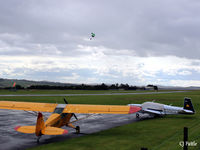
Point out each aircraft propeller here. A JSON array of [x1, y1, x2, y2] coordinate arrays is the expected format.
[[64, 98, 68, 104]]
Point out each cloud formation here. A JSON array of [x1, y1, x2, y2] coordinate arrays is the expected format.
[[0, 0, 200, 86]]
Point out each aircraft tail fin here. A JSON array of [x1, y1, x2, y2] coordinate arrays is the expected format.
[[35, 112, 45, 136], [184, 97, 195, 113]]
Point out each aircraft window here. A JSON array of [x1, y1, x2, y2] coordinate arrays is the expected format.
[[53, 108, 64, 114], [61, 113, 68, 118]]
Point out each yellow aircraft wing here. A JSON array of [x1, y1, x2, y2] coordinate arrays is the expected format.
[[0, 101, 141, 114], [63, 104, 141, 114], [0, 101, 57, 112]]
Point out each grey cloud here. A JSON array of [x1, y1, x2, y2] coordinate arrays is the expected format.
[[1, 67, 99, 83], [0, 0, 200, 58]]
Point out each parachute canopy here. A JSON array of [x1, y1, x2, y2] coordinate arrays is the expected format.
[[90, 32, 95, 40], [91, 32, 95, 37]]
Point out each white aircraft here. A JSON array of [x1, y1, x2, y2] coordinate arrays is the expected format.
[[128, 97, 195, 118]]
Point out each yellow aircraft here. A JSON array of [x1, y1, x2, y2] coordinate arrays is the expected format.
[[0, 99, 141, 142]]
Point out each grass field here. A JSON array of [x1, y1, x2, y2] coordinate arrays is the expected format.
[[0, 90, 199, 150]]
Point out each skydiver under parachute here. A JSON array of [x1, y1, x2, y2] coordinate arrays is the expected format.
[[90, 32, 95, 40]]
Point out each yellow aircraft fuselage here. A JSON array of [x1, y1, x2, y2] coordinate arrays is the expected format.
[[45, 112, 76, 129]]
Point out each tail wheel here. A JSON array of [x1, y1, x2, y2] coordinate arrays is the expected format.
[[76, 126, 80, 134], [136, 113, 140, 119], [37, 136, 41, 143]]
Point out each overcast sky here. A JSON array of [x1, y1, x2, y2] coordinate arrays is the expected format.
[[0, 0, 200, 87]]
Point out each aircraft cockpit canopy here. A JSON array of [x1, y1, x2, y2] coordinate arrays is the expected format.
[[53, 104, 66, 114]]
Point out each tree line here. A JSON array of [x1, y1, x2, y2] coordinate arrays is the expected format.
[[0, 83, 155, 90]]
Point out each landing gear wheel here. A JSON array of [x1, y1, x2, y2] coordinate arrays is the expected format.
[[76, 126, 80, 134], [136, 113, 140, 119], [37, 136, 41, 143]]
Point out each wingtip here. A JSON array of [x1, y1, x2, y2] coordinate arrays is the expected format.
[[129, 106, 141, 114], [63, 129, 68, 135], [14, 126, 21, 131]]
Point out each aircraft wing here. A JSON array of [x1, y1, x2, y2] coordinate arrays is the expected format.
[[0, 101, 57, 112], [0, 101, 141, 114], [63, 104, 141, 114], [143, 109, 165, 115]]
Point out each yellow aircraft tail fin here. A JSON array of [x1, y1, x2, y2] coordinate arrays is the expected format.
[[41, 126, 68, 135], [14, 126, 35, 134], [35, 112, 45, 136]]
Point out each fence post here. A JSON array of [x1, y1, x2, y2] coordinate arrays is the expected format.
[[183, 127, 188, 150]]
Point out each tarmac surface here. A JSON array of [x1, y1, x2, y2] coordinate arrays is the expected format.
[[0, 109, 151, 150], [0, 91, 186, 97]]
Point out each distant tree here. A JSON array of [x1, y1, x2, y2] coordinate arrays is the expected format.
[[100, 83, 108, 90], [118, 84, 130, 90], [15, 84, 24, 89], [110, 84, 117, 89], [129, 86, 137, 90], [115, 83, 119, 89], [25, 83, 146, 91]]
